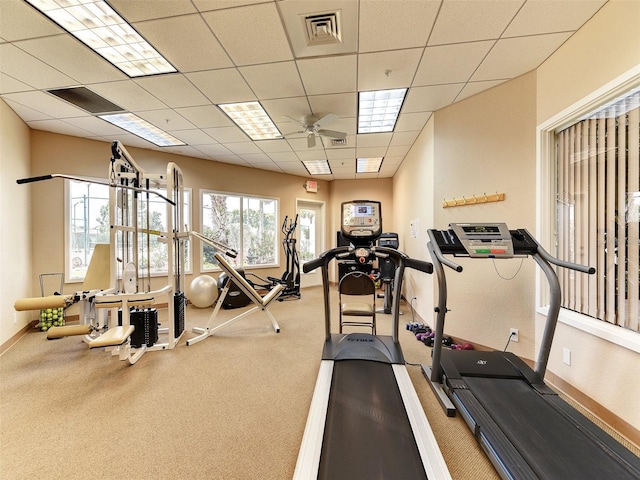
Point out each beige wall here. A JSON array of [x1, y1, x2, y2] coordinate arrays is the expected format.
[[392, 115, 436, 322], [536, 0, 640, 430], [0, 100, 32, 346]]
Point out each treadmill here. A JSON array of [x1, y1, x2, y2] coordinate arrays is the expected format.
[[423, 223, 640, 480], [294, 201, 451, 480]]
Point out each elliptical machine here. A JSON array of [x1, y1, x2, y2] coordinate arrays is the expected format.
[[246, 214, 301, 301]]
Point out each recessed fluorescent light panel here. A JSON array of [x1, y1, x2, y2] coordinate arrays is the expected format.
[[357, 157, 383, 173], [358, 88, 407, 134], [25, 0, 176, 78], [99, 113, 185, 147], [302, 160, 332, 175], [218, 102, 282, 141]]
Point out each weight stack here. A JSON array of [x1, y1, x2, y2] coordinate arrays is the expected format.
[[129, 308, 159, 348], [174, 292, 185, 338]]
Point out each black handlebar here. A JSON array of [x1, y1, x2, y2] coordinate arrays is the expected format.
[[16, 174, 53, 184]]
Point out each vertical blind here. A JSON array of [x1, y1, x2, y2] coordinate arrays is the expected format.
[[555, 89, 639, 332]]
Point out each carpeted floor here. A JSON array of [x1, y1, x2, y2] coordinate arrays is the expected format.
[[0, 285, 633, 479]]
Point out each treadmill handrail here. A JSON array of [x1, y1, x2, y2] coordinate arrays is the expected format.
[[304, 245, 432, 343], [427, 227, 596, 381]]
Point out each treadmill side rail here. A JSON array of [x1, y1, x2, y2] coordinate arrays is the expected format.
[[293, 360, 333, 480], [393, 364, 453, 480]]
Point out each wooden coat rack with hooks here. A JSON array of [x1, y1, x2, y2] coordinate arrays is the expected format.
[[442, 192, 505, 208]]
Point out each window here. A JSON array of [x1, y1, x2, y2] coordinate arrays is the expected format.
[[66, 180, 191, 282], [554, 88, 639, 332], [201, 191, 278, 270]]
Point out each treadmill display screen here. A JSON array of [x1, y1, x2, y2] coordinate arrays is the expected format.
[[341, 200, 382, 245], [462, 225, 500, 234]]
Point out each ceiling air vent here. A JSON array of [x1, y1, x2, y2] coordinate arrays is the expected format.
[[304, 11, 342, 46], [47, 87, 125, 114], [331, 138, 348, 146]]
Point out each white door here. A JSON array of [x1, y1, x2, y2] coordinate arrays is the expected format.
[[297, 200, 325, 288]]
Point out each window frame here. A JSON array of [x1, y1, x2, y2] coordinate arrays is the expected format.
[[536, 65, 640, 353], [199, 189, 280, 273]]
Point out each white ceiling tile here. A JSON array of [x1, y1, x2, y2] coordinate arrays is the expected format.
[[358, 0, 439, 52], [193, 0, 268, 12], [326, 148, 356, 160], [3, 99, 52, 122], [268, 152, 300, 163], [395, 112, 432, 132], [262, 97, 312, 125], [356, 133, 393, 148], [194, 144, 233, 157], [297, 56, 357, 95], [429, 1, 524, 45], [27, 118, 102, 137], [242, 153, 273, 163], [213, 155, 249, 166], [106, 133, 158, 150], [391, 131, 419, 146], [472, 32, 573, 82], [0, 43, 76, 90], [186, 69, 255, 104], [249, 161, 283, 172], [204, 126, 251, 143], [15, 36, 126, 85], [137, 109, 195, 131], [308, 93, 357, 119], [225, 142, 263, 155], [0, 73, 32, 94], [382, 156, 404, 166], [0, 0, 63, 41], [456, 80, 508, 102], [202, 3, 293, 66], [295, 150, 327, 161], [413, 41, 494, 86], [89, 80, 167, 112], [356, 146, 387, 157], [135, 74, 210, 108], [160, 145, 207, 159], [378, 163, 400, 176], [4, 91, 87, 118], [355, 172, 379, 179], [277, 161, 308, 175], [169, 129, 217, 146], [257, 139, 293, 153], [109, 0, 197, 22], [175, 105, 234, 129], [133, 15, 233, 73], [504, 1, 606, 38], [387, 144, 411, 157], [329, 157, 356, 168], [402, 84, 464, 113], [64, 116, 128, 136], [358, 49, 423, 91], [239, 62, 305, 100]]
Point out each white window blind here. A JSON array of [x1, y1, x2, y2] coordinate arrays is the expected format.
[[555, 89, 639, 332]]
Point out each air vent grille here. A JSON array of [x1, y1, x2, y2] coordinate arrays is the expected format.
[[47, 87, 124, 114], [331, 138, 348, 146], [304, 12, 342, 46]]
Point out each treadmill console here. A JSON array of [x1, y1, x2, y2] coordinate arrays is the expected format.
[[449, 223, 514, 258], [341, 200, 382, 246]]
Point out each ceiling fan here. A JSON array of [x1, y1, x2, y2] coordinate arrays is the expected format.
[[284, 113, 347, 148]]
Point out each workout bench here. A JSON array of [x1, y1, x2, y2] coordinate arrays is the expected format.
[[187, 253, 283, 346]]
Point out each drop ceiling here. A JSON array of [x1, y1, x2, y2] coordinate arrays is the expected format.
[[0, 0, 607, 180]]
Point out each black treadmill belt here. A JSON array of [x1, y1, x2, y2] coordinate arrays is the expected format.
[[318, 360, 427, 480], [464, 377, 640, 480]]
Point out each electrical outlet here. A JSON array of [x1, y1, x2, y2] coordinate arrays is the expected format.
[[563, 348, 571, 366], [509, 328, 519, 342]]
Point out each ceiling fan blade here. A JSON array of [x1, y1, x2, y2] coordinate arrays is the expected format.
[[313, 113, 338, 129], [317, 129, 347, 139], [307, 134, 316, 148]]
